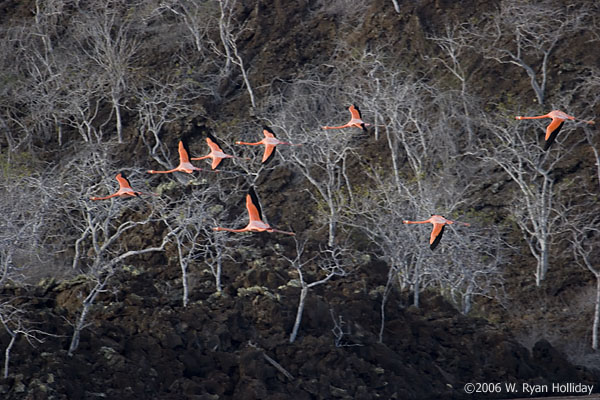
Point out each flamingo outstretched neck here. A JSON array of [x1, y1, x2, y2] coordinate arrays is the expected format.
[[322, 104, 370, 132], [213, 187, 295, 235], [403, 215, 470, 250], [516, 110, 595, 151], [90, 173, 156, 200]]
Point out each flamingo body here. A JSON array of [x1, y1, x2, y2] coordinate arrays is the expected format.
[[90, 173, 154, 200], [322, 104, 370, 132], [515, 110, 594, 150], [192, 133, 246, 169], [148, 140, 203, 174], [402, 215, 470, 250], [213, 187, 295, 235], [236, 126, 299, 164]]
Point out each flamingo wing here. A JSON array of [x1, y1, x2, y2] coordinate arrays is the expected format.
[[179, 140, 192, 163], [349, 104, 362, 119], [206, 137, 223, 153], [262, 144, 277, 164], [246, 187, 263, 222], [543, 119, 564, 150], [429, 223, 445, 250], [115, 173, 133, 190], [211, 157, 223, 169]]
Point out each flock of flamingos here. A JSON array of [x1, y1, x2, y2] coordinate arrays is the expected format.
[[89, 106, 594, 250]]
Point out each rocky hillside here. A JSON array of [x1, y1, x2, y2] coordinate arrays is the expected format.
[[1, 0, 599, 399]]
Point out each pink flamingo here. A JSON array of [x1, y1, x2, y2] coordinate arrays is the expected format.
[[403, 215, 470, 250], [147, 140, 204, 174], [516, 110, 594, 150], [213, 187, 295, 235], [322, 104, 370, 132], [90, 173, 156, 200], [236, 126, 300, 164], [191, 132, 248, 169]]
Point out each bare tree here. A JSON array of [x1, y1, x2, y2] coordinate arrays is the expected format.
[[351, 191, 432, 341], [464, 0, 590, 105], [260, 76, 359, 247], [563, 199, 600, 349], [66, 194, 173, 355], [160, 183, 241, 305], [134, 78, 196, 171], [0, 0, 73, 149], [162, 0, 255, 107], [0, 301, 53, 378], [426, 24, 485, 147], [72, 1, 140, 143], [347, 168, 490, 341], [0, 175, 57, 378], [156, 0, 217, 56], [431, 223, 507, 314], [480, 115, 579, 286], [571, 68, 600, 190], [28, 145, 175, 355], [214, 0, 256, 108], [279, 239, 349, 343]]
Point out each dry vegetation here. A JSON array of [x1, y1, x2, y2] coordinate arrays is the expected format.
[[0, 0, 599, 398]]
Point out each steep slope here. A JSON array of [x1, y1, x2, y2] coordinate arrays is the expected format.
[[1, 0, 600, 399]]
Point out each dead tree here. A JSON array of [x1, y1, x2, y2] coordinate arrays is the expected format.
[[0, 301, 53, 378], [280, 239, 349, 343], [134, 78, 196, 172], [72, 1, 140, 143], [563, 200, 600, 350], [480, 115, 578, 286], [464, 0, 589, 105], [160, 184, 241, 305]]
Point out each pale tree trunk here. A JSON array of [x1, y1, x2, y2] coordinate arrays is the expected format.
[[112, 91, 123, 143], [68, 275, 108, 356], [2, 330, 16, 379], [535, 241, 549, 287], [214, 246, 223, 293], [593, 275, 600, 350], [413, 260, 421, 307], [175, 236, 189, 307], [379, 265, 396, 343], [289, 285, 308, 344]]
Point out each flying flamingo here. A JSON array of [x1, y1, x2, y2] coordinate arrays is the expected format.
[[402, 215, 470, 250], [147, 140, 204, 174], [322, 104, 370, 132], [515, 110, 595, 150], [236, 126, 300, 164], [191, 132, 249, 169], [90, 173, 156, 200], [213, 187, 295, 235]]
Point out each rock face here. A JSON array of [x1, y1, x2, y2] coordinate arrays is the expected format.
[[1, 270, 598, 400]]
